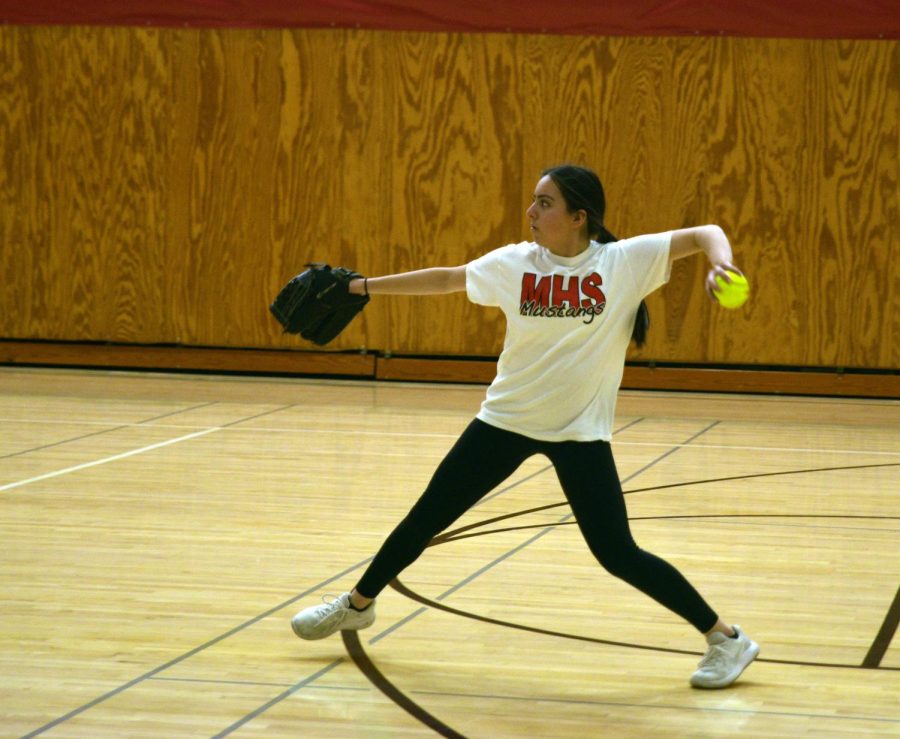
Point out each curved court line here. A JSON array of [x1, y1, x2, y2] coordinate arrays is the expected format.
[[336, 573, 897, 739], [342, 631, 465, 739], [429, 461, 900, 545], [864, 584, 900, 668], [344, 461, 900, 736], [435, 513, 900, 545], [20, 417, 894, 734], [388, 578, 898, 672]]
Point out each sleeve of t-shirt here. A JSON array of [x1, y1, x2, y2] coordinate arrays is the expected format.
[[620, 231, 673, 298], [466, 245, 511, 307]]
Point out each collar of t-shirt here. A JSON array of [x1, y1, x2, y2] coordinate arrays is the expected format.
[[535, 241, 603, 270]]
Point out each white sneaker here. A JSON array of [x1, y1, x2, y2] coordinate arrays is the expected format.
[[291, 592, 376, 640], [690, 625, 759, 688]]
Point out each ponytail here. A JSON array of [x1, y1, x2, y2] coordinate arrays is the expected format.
[[598, 226, 650, 348], [632, 300, 650, 348]]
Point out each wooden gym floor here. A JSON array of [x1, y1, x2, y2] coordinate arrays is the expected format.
[[1, 367, 898, 738]]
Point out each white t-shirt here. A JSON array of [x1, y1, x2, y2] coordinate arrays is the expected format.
[[466, 232, 672, 442]]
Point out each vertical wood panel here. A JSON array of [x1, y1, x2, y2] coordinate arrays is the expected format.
[[2, 28, 167, 341], [377, 32, 523, 354], [0, 27, 896, 369], [331, 29, 389, 351]]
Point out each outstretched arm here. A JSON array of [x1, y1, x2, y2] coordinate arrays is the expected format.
[[348, 265, 468, 296], [669, 225, 743, 300]]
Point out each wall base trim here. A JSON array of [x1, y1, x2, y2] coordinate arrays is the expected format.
[[2, 341, 897, 398]]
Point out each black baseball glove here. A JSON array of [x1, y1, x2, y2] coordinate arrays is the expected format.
[[269, 263, 369, 346]]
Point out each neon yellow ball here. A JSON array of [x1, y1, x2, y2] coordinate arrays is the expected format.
[[714, 272, 749, 309]]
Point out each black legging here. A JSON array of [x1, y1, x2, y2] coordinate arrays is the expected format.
[[355, 418, 718, 633]]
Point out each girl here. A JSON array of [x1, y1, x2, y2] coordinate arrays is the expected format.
[[291, 165, 759, 689]]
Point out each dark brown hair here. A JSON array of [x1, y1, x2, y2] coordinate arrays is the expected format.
[[542, 164, 650, 347]]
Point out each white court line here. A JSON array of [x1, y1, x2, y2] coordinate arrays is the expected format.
[[0, 428, 221, 492], [0, 417, 460, 440], [1, 417, 899, 456]]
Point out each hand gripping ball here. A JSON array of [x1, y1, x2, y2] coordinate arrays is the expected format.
[[714, 271, 749, 310]]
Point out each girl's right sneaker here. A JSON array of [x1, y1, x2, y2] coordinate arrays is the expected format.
[[291, 593, 376, 640]]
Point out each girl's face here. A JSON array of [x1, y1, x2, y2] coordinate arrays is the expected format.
[[526, 175, 586, 255]]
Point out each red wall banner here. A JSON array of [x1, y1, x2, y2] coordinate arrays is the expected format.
[[0, 0, 896, 39]]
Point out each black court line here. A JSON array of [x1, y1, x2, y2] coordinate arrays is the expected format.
[[19, 398, 361, 737], [195, 418, 666, 732], [364, 422, 655, 643], [214, 442, 899, 735], [347, 454, 900, 735], [344, 631, 465, 739], [140, 401, 221, 424], [211, 661, 346, 739], [390, 579, 900, 672], [471, 416, 646, 508], [369, 525, 562, 647], [407, 687, 900, 725], [22, 405, 585, 736], [21, 558, 372, 738], [149, 674, 899, 724], [217, 403, 297, 428], [391, 577, 697, 656], [666, 519, 900, 534], [435, 513, 900, 545], [624, 420, 720, 479], [1, 424, 135, 460], [216, 546, 599, 738], [623, 461, 900, 496], [350, 507, 900, 736], [149, 675, 369, 691], [0, 401, 218, 460], [26, 413, 895, 735], [863, 584, 900, 668], [431, 461, 900, 545], [214, 422, 723, 731], [330, 422, 723, 736], [362, 419, 651, 646], [363, 421, 651, 644]]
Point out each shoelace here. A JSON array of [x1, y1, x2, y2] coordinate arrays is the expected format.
[[697, 643, 731, 670], [313, 594, 347, 621]]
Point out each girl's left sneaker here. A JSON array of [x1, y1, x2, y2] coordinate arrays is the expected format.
[[690, 625, 759, 688]]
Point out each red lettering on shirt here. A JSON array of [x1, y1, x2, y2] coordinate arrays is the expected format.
[[552, 275, 581, 308], [521, 273, 552, 308], [580, 272, 606, 308]]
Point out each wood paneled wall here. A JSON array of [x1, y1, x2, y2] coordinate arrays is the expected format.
[[1, 26, 897, 368]]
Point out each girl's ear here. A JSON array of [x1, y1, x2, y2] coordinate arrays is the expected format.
[[572, 209, 588, 229]]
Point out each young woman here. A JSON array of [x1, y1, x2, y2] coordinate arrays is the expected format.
[[292, 165, 759, 689]]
